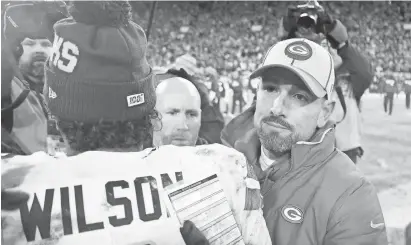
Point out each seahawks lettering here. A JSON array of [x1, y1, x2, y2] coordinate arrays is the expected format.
[[19, 172, 183, 242], [50, 34, 79, 73]]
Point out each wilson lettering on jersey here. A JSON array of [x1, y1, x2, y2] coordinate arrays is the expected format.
[[2, 145, 271, 245]]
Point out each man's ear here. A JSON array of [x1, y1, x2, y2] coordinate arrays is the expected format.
[[329, 48, 343, 69], [317, 99, 335, 128], [254, 77, 262, 90], [150, 109, 164, 132]]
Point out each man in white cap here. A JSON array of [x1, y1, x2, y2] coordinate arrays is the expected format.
[[219, 38, 387, 244]]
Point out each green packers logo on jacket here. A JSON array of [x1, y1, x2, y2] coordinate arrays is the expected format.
[[281, 205, 304, 224]]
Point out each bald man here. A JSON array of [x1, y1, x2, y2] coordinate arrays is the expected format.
[[153, 77, 202, 147]]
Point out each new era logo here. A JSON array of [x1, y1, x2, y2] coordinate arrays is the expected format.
[[48, 87, 57, 99], [127, 93, 145, 107], [7, 16, 18, 28]]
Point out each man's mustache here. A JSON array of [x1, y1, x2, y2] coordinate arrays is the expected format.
[[30, 54, 48, 63], [261, 116, 293, 130]]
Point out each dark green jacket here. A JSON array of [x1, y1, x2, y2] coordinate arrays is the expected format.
[[221, 105, 387, 245]]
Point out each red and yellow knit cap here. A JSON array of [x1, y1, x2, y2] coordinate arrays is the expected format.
[[44, 1, 156, 122]]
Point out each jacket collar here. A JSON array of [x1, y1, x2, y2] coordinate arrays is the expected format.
[[23, 74, 44, 94], [221, 105, 336, 175]]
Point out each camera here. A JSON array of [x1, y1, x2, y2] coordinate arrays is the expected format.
[[283, 2, 324, 34]]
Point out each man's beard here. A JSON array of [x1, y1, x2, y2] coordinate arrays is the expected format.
[[257, 116, 299, 154], [19, 54, 47, 82], [163, 133, 197, 147]]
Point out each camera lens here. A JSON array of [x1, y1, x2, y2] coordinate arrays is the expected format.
[[297, 13, 317, 29]]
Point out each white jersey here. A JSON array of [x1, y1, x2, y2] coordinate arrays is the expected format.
[[1, 144, 271, 245]]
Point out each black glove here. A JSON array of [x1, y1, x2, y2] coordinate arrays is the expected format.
[[1, 164, 33, 210], [317, 11, 348, 49], [317, 9, 335, 33], [1, 189, 29, 211], [283, 6, 300, 33], [180, 220, 210, 245]]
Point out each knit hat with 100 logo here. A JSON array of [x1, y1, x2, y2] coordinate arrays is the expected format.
[[44, 1, 156, 122]]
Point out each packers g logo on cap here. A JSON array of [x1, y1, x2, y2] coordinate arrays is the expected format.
[[284, 41, 313, 61], [281, 205, 304, 224]]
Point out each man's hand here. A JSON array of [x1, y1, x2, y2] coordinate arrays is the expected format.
[[1, 163, 33, 210], [180, 220, 210, 245], [296, 0, 324, 12], [325, 19, 349, 50], [316, 10, 348, 49], [1, 189, 29, 211]]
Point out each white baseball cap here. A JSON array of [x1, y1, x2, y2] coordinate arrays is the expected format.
[[250, 38, 335, 99]]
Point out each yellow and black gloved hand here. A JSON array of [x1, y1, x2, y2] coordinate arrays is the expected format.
[[1, 163, 32, 210], [180, 220, 210, 245], [1, 189, 30, 211]]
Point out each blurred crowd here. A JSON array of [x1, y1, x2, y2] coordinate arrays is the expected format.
[[131, 1, 410, 105], [2, 1, 409, 117], [134, 2, 410, 73]]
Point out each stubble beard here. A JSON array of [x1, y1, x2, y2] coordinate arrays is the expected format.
[[257, 127, 298, 154], [19, 56, 46, 82]]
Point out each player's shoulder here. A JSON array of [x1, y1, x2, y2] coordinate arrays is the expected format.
[[2, 151, 56, 168], [151, 144, 246, 162], [192, 144, 247, 163], [151, 144, 249, 175], [193, 143, 245, 155], [2, 152, 58, 189]]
